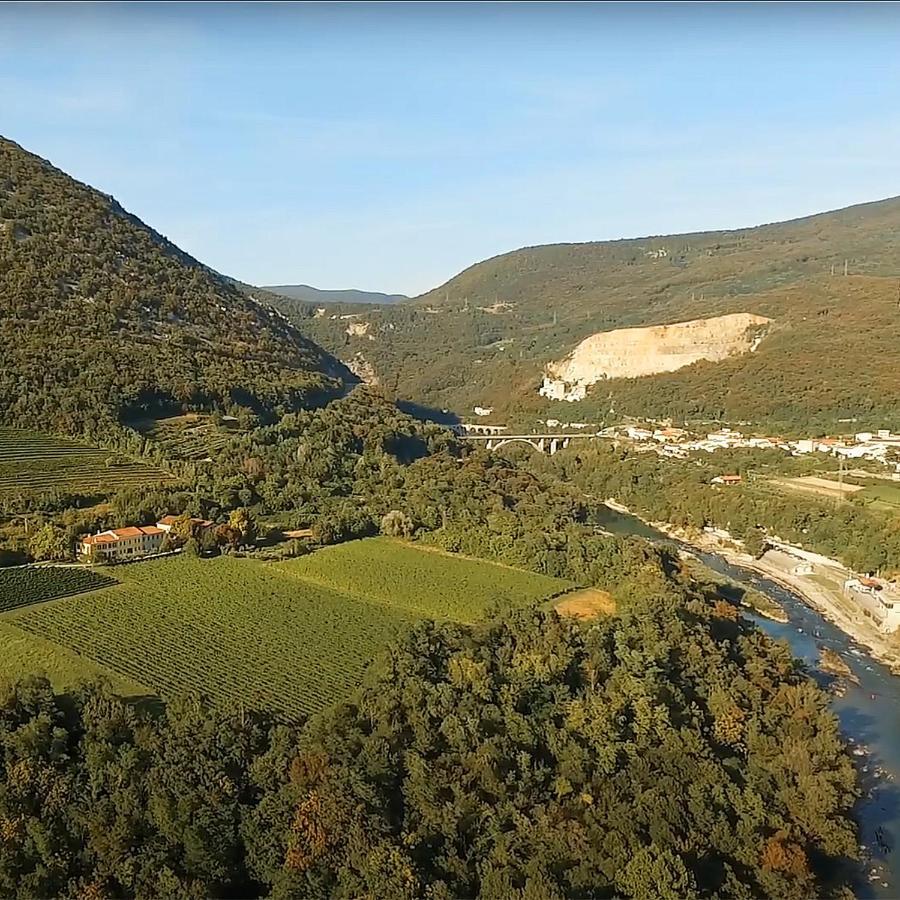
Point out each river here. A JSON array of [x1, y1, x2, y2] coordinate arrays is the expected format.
[[597, 507, 900, 898]]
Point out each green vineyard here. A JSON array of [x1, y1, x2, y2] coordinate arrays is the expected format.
[[7, 541, 572, 719], [10, 556, 418, 720], [0, 427, 173, 496], [0, 566, 117, 613], [279, 537, 574, 621], [134, 414, 239, 461], [0, 620, 147, 697]]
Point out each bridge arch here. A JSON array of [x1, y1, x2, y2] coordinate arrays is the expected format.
[[490, 437, 546, 453]]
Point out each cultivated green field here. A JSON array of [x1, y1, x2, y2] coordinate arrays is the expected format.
[[0, 566, 141, 693], [0, 566, 116, 614], [9, 556, 420, 720], [279, 537, 573, 621], [0, 621, 148, 697], [0, 427, 173, 496], [6, 540, 573, 719], [858, 482, 900, 510]]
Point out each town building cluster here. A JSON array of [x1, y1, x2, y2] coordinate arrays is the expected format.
[[611, 424, 900, 471], [843, 575, 900, 634]]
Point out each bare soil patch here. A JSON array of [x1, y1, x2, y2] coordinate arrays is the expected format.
[[555, 588, 616, 619], [773, 475, 865, 499]]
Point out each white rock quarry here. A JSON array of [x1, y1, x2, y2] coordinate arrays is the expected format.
[[345, 321, 372, 338], [539, 312, 771, 402]]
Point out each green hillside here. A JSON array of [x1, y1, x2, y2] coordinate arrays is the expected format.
[[0, 136, 351, 443], [284, 197, 900, 429]]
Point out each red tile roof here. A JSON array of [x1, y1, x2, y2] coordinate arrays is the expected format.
[[80, 525, 163, 544]]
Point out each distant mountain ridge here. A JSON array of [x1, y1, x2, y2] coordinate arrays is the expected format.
[[264, 284, 408, 305], [285, 196, 900, 430], [0, 136, 352, 441]]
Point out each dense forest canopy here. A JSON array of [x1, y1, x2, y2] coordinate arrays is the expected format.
[[0, 592, 860, 899], [0, 136, 351, 440]]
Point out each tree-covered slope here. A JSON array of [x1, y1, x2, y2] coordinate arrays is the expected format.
[[0, 137, 351, 441], [285, 198, 900, 429]]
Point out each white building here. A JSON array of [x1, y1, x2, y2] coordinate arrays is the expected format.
[[78, 525, 165, 562]]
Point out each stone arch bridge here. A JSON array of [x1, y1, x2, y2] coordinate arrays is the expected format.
[[454, 426, 603, 456]]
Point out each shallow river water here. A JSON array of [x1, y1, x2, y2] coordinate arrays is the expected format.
[[598, 509, 900, 897]]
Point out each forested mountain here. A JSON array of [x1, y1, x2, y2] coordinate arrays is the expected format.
[[0, 137, 351, 441], [264, 283, 408, 305], [284, 198, 900, 429]]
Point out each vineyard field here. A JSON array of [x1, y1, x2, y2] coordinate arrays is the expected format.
[[132, 414, 240, 461], [279, 537, 574, 621], [0, 566, 117, 614], [0, 427, 173, 496], [10, 556, 419, 720], [0, 621, 147, 697], [8, 542, 571, 719]]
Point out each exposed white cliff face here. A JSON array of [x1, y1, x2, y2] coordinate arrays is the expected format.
[[346, 320, 373, 338], [344, 352, 379, 385], [539, 312, 771, 402]]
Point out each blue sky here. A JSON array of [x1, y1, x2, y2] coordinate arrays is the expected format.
[[2, 2, 899, 295]]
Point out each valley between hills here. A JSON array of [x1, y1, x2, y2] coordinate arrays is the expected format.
[[2, 134, 899, 898]]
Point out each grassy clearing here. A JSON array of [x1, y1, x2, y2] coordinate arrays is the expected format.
[[770, 475, 865, 500], [0, 426, 172, 496], [0, 566, 117, 614], [857, 483, 900, 509], [278, 537, 574, 622], [8, 540, 573, 719]]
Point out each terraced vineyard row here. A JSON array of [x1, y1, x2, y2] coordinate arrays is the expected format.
[[0, 426, 173, 495], [136, 416, 238, 461], [0, 447, 108, 461], [0, 465, 172, 493], [151, 428, 233, 460], [11, 557, 417, 721], [0, 427, 96, 459]]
